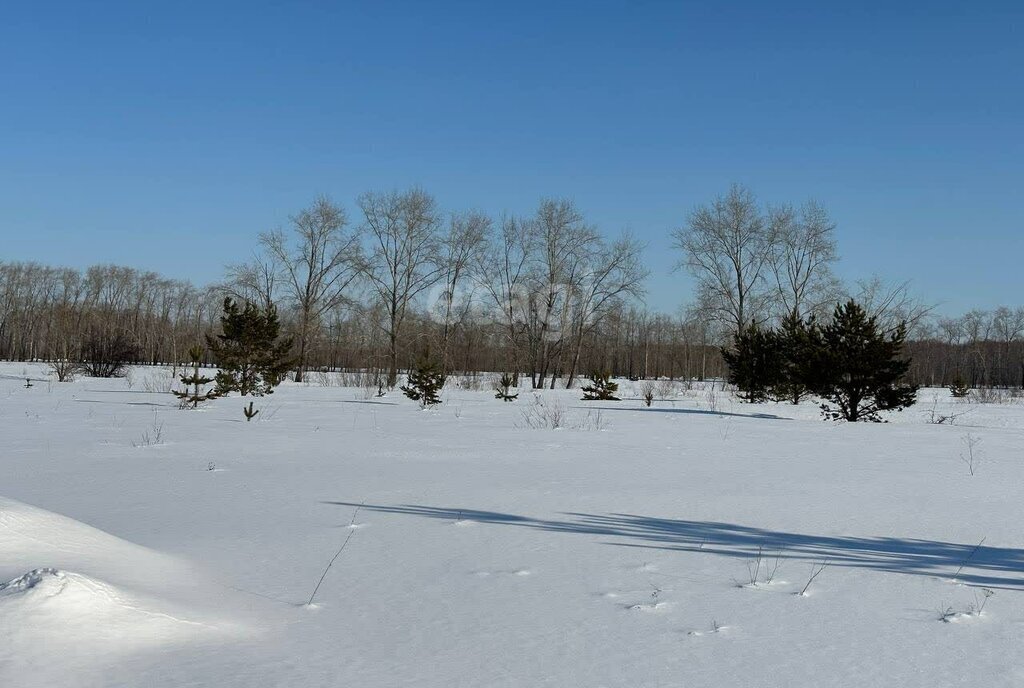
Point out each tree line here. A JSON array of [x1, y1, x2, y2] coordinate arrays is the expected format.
[[0, 185, 1019, 389]]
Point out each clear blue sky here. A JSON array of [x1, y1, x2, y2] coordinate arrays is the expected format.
[[2, 1, 1021, 314]]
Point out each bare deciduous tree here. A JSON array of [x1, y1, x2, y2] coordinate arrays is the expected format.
[[476, 214, 534, 383], [359, 188, 444, 387], [850, 276, 934, 335], [525, 199, 596, 388], [224, 253, 281, 314], [672, 184, 775, 335], [434, 210, 490, 373], [564, 233, 648, 388], [769, 200, 841, 320], [258, 196, 362, 382]]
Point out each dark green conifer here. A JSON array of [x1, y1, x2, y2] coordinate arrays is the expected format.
[[494, 373, 519, 402], [949, 373, 970, 398], [721, 325, 782, 403], [173, 345, 221, 409], [401, 355, 446, 408], [581, 372, 620, 401], [773, 311, 815, 405], [242, 401, 260, 422], [805, 300, 917, 422], [206, 298, 294, 398]]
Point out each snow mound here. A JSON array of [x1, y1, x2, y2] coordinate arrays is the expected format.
[[0, 567, 64, 596], [0, 497, 183, 587], [0, 565, 226, 687], [0, 567, 212, 639], [0, 498, 251, 686], [0, 565, 60, 593]]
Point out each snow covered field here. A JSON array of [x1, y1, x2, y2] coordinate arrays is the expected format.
[[2, 362, 1023, 687]]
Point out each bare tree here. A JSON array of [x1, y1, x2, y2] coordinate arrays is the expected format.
[[672, 184, 775, 335], [769, 200, 841, 320], [564, 233, 648, 388], [960, 308, 994, 386], [525, 199, 596, 388], [224, 253, 281, 314], [850, 276, 935, 335], [433, 210, 490, 373], [476, 214, 535, 383], [992, 306, 1024, 386], [359, 188, 444, 387], [258, 196, 362, 382]]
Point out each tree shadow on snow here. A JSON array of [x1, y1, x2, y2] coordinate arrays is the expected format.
[[574, 405, 789, 420], [82, 389, 171, 395], [324, 501, 1024, 589], [73, 398, 173, 407]]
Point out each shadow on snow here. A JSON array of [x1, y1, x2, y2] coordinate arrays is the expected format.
[[324, 501, 1023, 589], [575, 405, 789, 420]]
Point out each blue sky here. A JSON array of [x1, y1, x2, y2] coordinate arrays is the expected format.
[[2, 1, 1021, 314]]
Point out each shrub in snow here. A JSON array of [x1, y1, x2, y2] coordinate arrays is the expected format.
[[78, 331, 138, 378], [518, 394, 566, 429], [641, 380, 656, 407], [581, 372, 619, 401], [401, 356, 446, 408], [48, 341, 79, 382]]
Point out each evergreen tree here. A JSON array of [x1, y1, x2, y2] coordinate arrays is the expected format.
[[773, 312, 815, 404], [242, 401, 260, 422], [721, 325, 782, 403], [949, 373, 970, 398], [173, 345, 221, 409], [494, 373, 519, 402], [804, 300, 918, 422], [581, 371, 620, 401], [401, 355, 446, 408], [206, 298, 294, 398]]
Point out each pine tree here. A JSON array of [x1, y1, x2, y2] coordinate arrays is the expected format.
[[173, 345, 221, 409], [581, 372, 620, 401], [949, 373, 970, 398], [206, 298, 294, 398], [721, 325, 782, 403], [773, 312, 815, 404], [494, 373, 519, 402], [242, 401, 260, 422], [401, 355, 446, 408], [804, 300, 918, 422]]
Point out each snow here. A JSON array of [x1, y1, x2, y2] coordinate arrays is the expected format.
[[2, 364, 1024, 687]]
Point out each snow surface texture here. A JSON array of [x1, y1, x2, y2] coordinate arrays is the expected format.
[[2, 364, 1023, 687]]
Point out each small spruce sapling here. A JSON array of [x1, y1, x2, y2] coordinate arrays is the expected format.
[[949, 373, 970, 398], [581, 372, 620, 401], [243, 401, 259, 422], [494, 373, 519, 402], [173, 345, 221, 409], [401, 355, 446, 408]]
